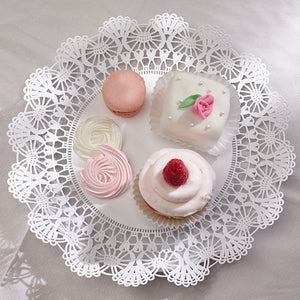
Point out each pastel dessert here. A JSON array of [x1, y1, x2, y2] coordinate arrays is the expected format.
[[81, 144, 132, 198], [102, 70, 146, 117], [138, 148, 216, 218], [73, 116, 122, 159], [151, 71, 240, 155]]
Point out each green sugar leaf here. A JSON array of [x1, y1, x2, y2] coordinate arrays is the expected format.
[[178, 94, 201, 108]]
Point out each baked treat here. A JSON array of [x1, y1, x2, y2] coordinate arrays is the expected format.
[[151, 71, 240, 155], [138, 148, 216, 218], [73, 116, 122, 159], [102, 70, 146, 117], [81, 144, 132, 198]]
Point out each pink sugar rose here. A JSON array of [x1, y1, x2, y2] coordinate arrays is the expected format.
[[191, 94, 214, 119]]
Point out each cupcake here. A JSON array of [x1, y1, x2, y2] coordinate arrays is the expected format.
[[150, 71, 240, 156], [136, 148, 216, 226], [102, 70, 146, 117]]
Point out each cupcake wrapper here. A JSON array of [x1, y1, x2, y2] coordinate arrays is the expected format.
[[150, 71, 241, 156], [133, 173, 210, 228]]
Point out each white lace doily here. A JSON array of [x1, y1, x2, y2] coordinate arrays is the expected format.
[[7, 14, 295, 287]]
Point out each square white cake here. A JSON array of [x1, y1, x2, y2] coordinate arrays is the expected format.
[[159, 72, 230, 151]]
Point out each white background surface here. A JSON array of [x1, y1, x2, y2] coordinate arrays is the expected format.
[[1, 0, 299, 299]]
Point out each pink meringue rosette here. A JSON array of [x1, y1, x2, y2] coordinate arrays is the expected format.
[[81, 144, 132, 198]]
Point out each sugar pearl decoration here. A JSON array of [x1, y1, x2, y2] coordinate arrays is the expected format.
[[222, 91, 226, 94], [190, 122, 194, 127], [207, 89, 212, 93], [168, 116, 172, 120], [219, 112, 224, 116], [198, 82, 203, 86], [205, 125, 211, 131]]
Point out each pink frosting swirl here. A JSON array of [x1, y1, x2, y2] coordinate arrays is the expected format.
[[81, 144, 132, 198], [191, 94, 214, 119]]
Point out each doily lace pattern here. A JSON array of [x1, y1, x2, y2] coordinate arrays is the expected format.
[[7, 14, 295, 287]]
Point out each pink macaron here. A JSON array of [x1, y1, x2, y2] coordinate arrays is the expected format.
[[102, 70, 146, 117]]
